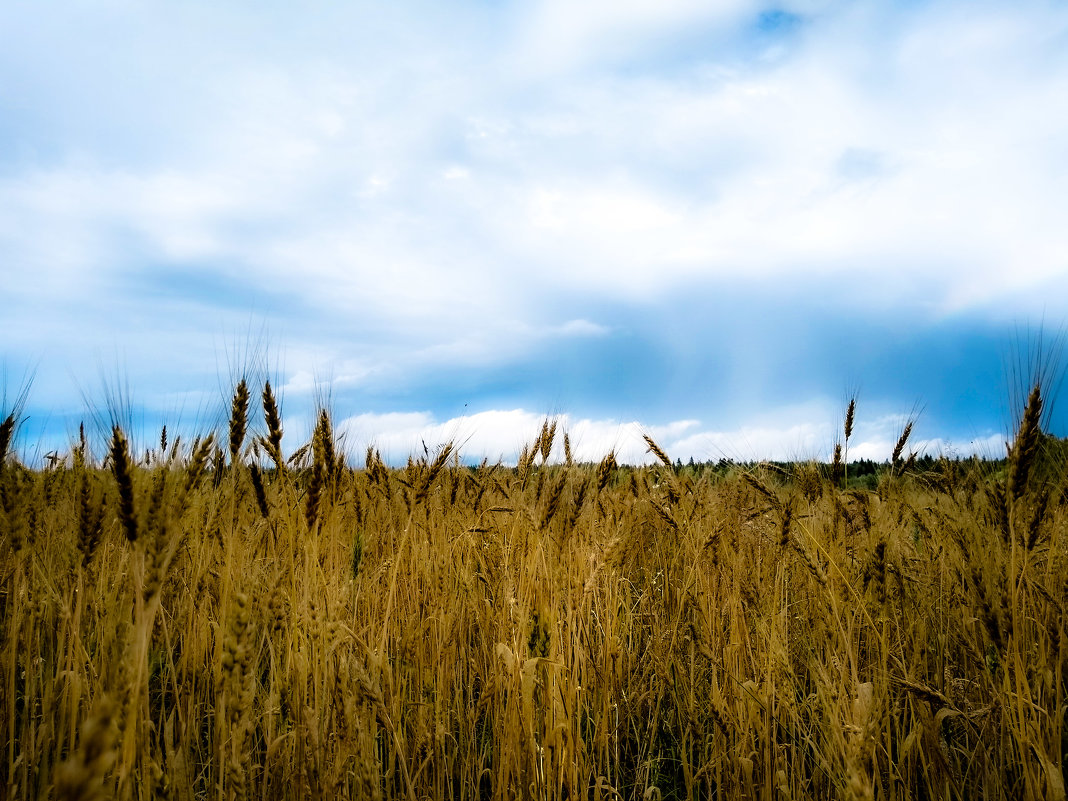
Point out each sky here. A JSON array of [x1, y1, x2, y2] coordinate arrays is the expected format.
[[2, 0, 1068, 466]]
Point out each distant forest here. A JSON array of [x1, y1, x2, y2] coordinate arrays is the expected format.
[[664, 432, 1068, 491]]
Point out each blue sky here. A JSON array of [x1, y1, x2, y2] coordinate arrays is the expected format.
[[2, 0, 1067, 465]]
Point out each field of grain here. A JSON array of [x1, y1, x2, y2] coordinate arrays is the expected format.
[[0, 381, 1065, 800]]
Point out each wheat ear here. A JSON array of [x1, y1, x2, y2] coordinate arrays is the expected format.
[[643, 434, 673, 471], [228, 379, 250, 465], [1008, 382, 1042, 501], [109, 426, 138, 543], [890, 421, 913, 469], [261, 381, 285, 471]]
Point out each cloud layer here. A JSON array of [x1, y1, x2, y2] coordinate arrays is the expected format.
[[2, 1, 1066, 454]]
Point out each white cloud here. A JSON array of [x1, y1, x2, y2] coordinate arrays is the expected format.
[[5, 2, 1066, 324], [551, 319, 611, 338], [336, 408, 646, 465], [513, 0, 756, 77], [673, 422, 833, 464], [338, 409, 543, 465], [3, 1, 1067, 448], [332, 403, 1004, 466]]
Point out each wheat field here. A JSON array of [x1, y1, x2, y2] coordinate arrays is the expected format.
[[0, 380, 1065, 800]]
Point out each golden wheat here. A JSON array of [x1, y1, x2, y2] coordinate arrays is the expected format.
[[0, 381, 1063, 800]]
